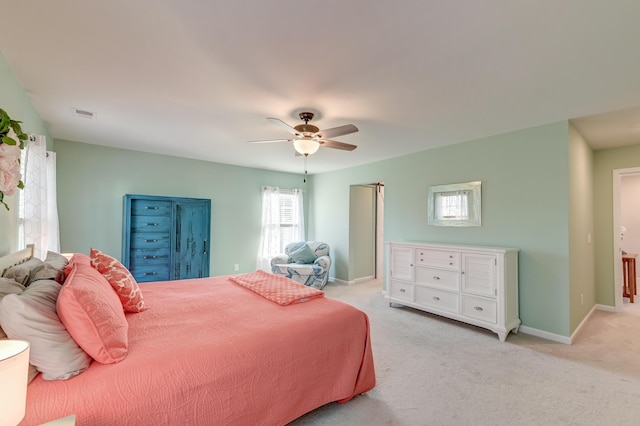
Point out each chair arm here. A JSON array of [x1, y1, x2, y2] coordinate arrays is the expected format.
[[313, 255, 331, 272], [271, 254, 290, 266]]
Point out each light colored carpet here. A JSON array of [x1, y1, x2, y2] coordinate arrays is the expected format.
[[289, 280, 640, 425]]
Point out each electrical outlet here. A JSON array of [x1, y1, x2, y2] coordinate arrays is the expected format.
[[234, 264, 239, 272]]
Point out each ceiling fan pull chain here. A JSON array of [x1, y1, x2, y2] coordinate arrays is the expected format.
[[303, 155, 308, 183]]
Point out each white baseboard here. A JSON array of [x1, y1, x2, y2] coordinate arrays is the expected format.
[[328, 276, 374, 286], [518, 326, 572, 344], [595, 303, 616, 312], [519, 302, 608, 345]]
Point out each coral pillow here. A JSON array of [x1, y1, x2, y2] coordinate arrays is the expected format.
[[63, 252, 91, 276], [90, 247, 146, 313], [57, 263, 128, 364]]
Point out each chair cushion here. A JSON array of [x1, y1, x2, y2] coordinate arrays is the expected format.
[[288, 243, 317, 264]]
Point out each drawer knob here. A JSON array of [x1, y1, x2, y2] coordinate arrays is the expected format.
[[400, 289, 406, 293], [449, 255, 453, 258], [449, 262, 453, 265], [433, 276, 440, 280], [146, 223, 159, 226], [145, 206, 159, 210], [144, 239, 158, 243], [420, 258, 424, 262], [144, 272, 158, 276], [433, 296, 440, 301], [474, 306, 483, 311]]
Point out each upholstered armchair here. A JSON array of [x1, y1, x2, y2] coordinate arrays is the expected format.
[[271, 241, 331, 289]]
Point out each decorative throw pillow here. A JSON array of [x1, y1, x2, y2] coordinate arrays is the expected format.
[[288, 243, 317, 264], [89, 247, 146, 313], [0, 279, 92, 380], [57, 263, 129, 364], [63, 252, 91, 276], [2, 258, 43, 286]]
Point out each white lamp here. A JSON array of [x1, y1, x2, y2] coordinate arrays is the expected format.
[[293, 137, 320, 156], [0, 340, 30, 426]]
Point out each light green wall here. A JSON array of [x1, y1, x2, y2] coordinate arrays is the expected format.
[[594, 144, 640, 306], [568, 124, 595, 332], [54, 139, 306, 276], [311, 122, 572, 336], [0, 51, 51, 255]]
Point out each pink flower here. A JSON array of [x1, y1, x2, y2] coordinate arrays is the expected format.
[[0, 167, 20, 195], [0, 140, 21, 159]]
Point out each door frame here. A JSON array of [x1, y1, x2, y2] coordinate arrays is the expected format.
[[612, 167, 640, 312]]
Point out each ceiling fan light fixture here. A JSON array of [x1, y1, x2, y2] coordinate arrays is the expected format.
[[293, 138, 320, 156]]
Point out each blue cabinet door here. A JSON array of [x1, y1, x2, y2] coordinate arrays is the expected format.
[[174, 200, 210, 279]]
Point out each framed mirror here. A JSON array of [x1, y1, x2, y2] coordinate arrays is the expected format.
[[427, 181, 481, 227]]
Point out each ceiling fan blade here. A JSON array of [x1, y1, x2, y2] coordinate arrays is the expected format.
[[316, 124, 358, 139], [247, 139, 291, 144], [267, 117, 299, 135], [319, 140, 357, 151]]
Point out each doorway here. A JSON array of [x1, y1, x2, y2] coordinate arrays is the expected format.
[[612, 167, 640, 312], [348, 183, 384, 284]]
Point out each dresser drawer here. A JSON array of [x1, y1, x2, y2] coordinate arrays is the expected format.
[[415, 286, 459, 313], [131, 215, 171, 232], [131, 199, 172, 216], [415, 266, 459, 291], [132, 265, 170, 282], [389, 281, 414, 302], [415, 249, 460, 270], [129, 248, 171, 266], [130, 233, 171, 249], [461, 295, 497, 323]]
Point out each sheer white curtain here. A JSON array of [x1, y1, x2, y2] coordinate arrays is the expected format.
[[256, 186, 304, 271], [19, 134, 60, 259]]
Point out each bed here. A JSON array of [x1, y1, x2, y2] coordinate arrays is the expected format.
[[0, 246, 375, 425]]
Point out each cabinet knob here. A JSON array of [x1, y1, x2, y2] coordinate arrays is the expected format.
[[449, 255, 453, 258], [433, 296, 440, 301], [433, 276, 440, 280], [474, 306, 483, 311], [410, 264, 414, 267], [449, 262, 453, 265], [400, 289, 406, 293]]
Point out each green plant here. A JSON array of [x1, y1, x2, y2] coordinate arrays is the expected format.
[[0, 108, 28, 210]]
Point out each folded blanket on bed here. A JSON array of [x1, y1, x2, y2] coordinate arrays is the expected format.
[[230, 270, 324, 305]]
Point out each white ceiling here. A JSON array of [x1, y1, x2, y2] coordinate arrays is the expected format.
[[2, 1, 640, 174]]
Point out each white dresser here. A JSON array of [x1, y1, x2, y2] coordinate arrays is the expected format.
[[386, 242, 520, 341]]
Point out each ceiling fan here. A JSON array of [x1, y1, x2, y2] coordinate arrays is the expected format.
[[248, 111, 358, 156]]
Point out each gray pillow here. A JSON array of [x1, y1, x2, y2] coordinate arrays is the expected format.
[[0, 279, 92, 380], [2, 257, 43, 285], [29, 252, 69, 285], [0, 277, 26, 297]]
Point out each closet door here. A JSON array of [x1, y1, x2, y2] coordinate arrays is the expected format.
[[174, 199, 210, 279]]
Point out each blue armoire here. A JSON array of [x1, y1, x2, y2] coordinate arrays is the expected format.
[[122, 194, 211, 283]]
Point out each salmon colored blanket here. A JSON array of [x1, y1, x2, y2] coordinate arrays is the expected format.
[[230, 270, 324, 305], [21, 276, 375, 425]]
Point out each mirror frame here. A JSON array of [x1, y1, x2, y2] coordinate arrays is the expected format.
[[427, 181, 482, 227]]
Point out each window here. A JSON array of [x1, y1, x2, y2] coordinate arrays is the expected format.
[[256, 186, 304, 271]]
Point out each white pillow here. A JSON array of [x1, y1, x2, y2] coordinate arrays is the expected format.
[[0, 279, 92, 380]]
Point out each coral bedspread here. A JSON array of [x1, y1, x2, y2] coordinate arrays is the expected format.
[[21, 276, 375, 425]]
